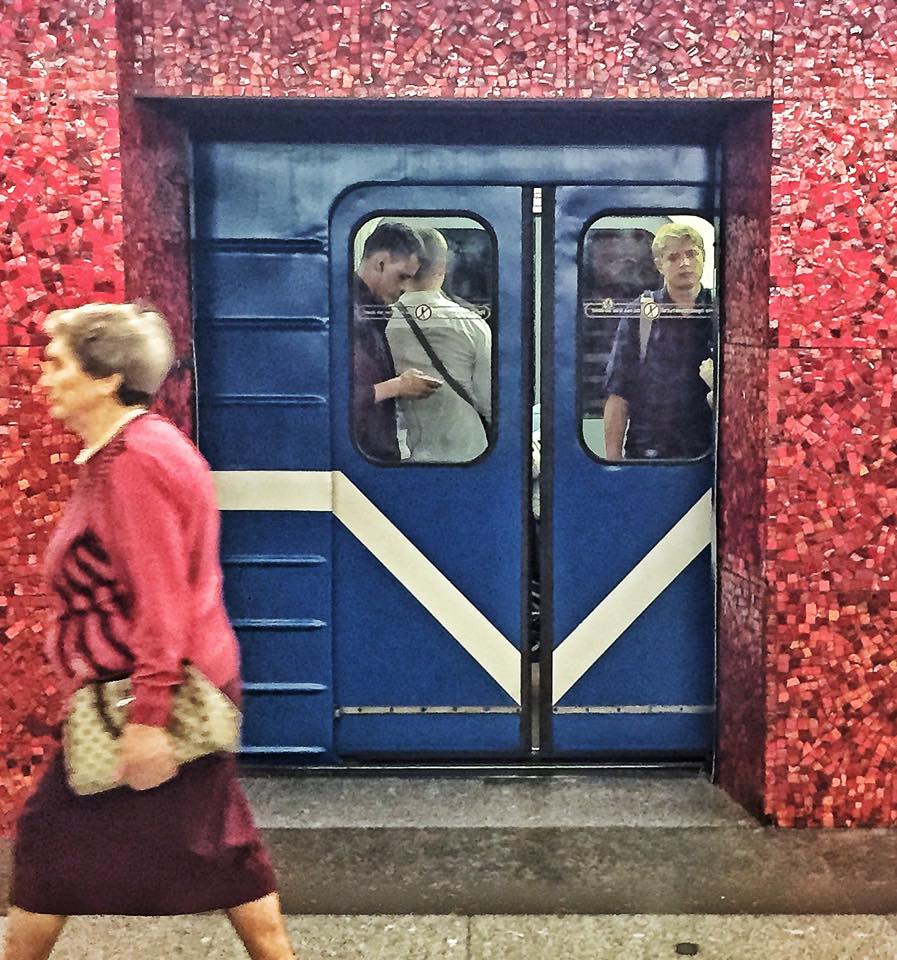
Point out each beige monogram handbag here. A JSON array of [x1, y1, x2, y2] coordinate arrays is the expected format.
[[62, 664, 241, 796]]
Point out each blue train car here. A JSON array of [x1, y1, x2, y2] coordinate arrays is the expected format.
[[187, 103, 721, 765]]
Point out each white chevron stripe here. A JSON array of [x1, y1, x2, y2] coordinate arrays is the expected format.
[[212, 471, 521, 703], [213, 470, 333, 512], [333, 473, 520, 702], [551, 490, 713, 705]]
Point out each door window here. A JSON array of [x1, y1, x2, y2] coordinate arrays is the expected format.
[[350, 215, 497, 465], [578, 215, 717, 462]]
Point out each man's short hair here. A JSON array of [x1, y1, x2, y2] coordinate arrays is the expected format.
[[651, 223, 705, 260], [416, 228, 449, 277], [362, 221, 424, 262]]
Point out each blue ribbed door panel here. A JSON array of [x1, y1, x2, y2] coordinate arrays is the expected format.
[[193, 155, 336, 756]]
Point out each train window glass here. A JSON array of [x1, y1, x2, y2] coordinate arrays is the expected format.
[[579, 215, 717, 463], [351, 215, 496, 465]]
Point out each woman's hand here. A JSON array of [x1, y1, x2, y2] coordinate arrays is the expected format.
[[118, 723, 178, 791]]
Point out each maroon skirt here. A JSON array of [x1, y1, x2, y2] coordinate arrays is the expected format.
[[10, 747, 277, 916]]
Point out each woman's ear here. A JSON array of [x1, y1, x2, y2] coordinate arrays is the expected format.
[[101, 371, 124, 398]]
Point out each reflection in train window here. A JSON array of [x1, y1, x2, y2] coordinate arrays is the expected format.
[[579, 215, 717, 463], [351, 215, 495, 465]]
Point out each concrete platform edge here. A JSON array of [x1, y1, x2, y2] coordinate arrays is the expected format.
[[4, 823, 897, 915]]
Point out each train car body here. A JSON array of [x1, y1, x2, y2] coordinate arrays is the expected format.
[[189, 109, 722, 764]]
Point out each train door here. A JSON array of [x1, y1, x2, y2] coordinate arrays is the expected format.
[[192, 136, 719, 763], [542, 186, 716, 757], [329, 185, 530, 757]]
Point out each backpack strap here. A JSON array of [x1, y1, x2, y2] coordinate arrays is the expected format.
[[638, 292, 659, 362]]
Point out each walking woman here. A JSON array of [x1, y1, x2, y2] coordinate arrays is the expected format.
[[4, 303, 295, 960]]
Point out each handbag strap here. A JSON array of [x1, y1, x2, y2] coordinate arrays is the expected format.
[[395, 301, 490, 439], [93, 682, 124, 739], [90, 658, 193, 739]]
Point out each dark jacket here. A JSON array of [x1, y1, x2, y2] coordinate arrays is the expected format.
[[605, 287, 714, 459], [352, 276, 399, 461]]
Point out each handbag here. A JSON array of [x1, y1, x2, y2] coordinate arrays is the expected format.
[[62, 663, 241, 796]]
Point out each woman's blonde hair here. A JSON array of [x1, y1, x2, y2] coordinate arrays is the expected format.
[[46, 302, 175, 407]]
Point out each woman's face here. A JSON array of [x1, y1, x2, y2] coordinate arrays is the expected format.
[[39, 335, 119, 428]]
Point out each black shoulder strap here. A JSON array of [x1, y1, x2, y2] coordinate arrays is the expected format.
[[395, 302, 490, 438]]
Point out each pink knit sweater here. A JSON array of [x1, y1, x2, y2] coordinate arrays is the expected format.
[[45, 414, 240, 726]]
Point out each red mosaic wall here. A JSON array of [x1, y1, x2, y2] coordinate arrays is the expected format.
[[116, 0, 194, 434], [764, 0, 897, 824], [126, 0, 773, 100], [118, 105, 194, 432], [1, 0, 125, 831], [2, 0, 894, 831], [765, 348, 897, 825]]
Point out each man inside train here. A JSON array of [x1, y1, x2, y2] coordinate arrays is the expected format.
[[386, 227, 492, 463], [603, 222, 715, 461], [352, 221, 441, 461]]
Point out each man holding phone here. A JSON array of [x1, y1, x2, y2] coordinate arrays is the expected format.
[[353, 221, 441, 461]]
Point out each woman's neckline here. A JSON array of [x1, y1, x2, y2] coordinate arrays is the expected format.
[[75, 408, 148, 465]]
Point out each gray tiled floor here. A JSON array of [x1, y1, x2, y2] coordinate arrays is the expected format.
[[3, 914, 897, 959]]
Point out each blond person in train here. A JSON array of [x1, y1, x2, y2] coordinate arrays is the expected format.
[[604, 223, 714, 461]]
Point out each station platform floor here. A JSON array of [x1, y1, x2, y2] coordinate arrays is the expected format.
[[2, 913, 896, 959], [4, 770, 897, 956], [236, 770, 897, 915]]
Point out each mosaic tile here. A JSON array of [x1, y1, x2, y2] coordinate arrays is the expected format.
[[4, 0, 897, 835], [1, 91, 125, 330], [151, 367, 195, 439], [718, 344, 767, 583], [0, 350, 79, 832], [567, 0, 773, 99], [771, 98, 897, 349], [775, 0, 897, 100], [358, 0, 565, 98], [766, 589, 897, 827], [118, 95, 195, 435], [717, 94, 771, 805], [0, 1, 125, 836], [723, 105, 773, 348], [128, 0, 360, 96], [2, 0, 120, 89], [767, 347, 897, 594], [718, 568, 767, 820]]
